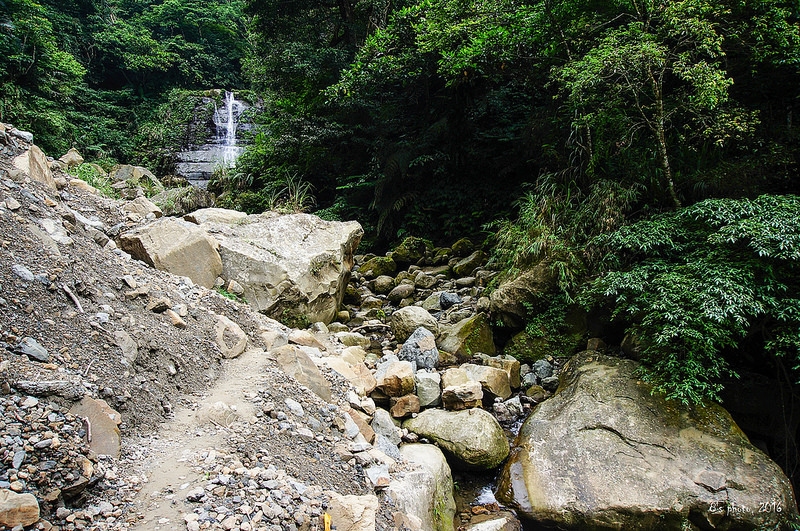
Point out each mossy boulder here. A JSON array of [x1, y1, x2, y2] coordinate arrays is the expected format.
[[403, 408, 509, 470], [437, 314, 496, 362], [360, 256, 397, 278], [450, 238, 474, 257], [489, 262, 558, 329], [452, 250, 486, 276], [497, 351, 798, 530], [392, 236, 428, 265]]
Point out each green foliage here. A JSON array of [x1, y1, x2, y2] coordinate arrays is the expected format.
[[585, 194, 800, 404], [134, 89, 217, 174], [0, 0, 85, 153], [489, 176, 640, 293], [215, 286, 245, 303], [68, 163, 118, 198], [214, 168, 317, 214], [1, 0, 248, 162], [515, 293, 586, 363]]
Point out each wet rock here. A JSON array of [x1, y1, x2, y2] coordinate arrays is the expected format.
[[493, 396, 524, 424]]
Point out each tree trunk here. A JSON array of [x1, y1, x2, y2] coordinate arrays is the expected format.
[[650, 70, 681, 208]]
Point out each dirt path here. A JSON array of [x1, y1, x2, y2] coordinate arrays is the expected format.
[[125, 348, 267, 530]]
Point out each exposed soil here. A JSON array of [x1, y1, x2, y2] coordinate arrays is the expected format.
[[0, 136, 399, 530]]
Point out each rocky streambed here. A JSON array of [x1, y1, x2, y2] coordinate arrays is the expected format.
[[1, 129, 797, 531]]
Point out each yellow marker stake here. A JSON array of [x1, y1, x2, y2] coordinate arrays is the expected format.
[[323, 512, 331, 531]]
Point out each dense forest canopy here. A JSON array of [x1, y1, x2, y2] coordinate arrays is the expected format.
[[1, 0, 799, 405]]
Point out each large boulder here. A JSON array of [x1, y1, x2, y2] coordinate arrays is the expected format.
[[391, 306, 438, 342], [13, 144, 56, 190], [497, 351, 798, 530], [489, 262, 557, 329], [403, 408, 509, 470], [119, 217, 223, 288], [207, 212, 362, 325], [437, 314, 496, 361], [385, 444, 456, 531]]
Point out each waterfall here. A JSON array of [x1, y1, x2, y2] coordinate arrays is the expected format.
[[175, 90, 249, 189], [213, 91, 245, 167]]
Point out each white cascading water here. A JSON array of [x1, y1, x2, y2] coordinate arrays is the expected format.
[[213, 90, 244, 167], [175, 90, 247, 188]]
